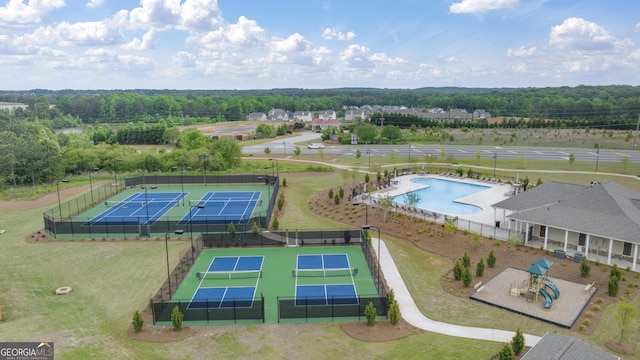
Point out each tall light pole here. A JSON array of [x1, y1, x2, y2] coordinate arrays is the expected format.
[[56, 179, 69, 219], [362, 224, 381, 294], [199, 154, 209, 186], [352, 201, 369, 226], [165, 229, 184, 297], [282, 140, 286, 158], [114, 159, 123, 190], [172, 166, 185, 206], [595, 147, 600, 173], [268, 158, 279, 179], [144, 186, 150, 225], [493, 152, 497, 179]]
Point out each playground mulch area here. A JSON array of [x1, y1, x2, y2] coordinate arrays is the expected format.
[[470, 267, 596, 328]]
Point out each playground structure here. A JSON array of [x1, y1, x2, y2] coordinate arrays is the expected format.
[[510, 258, 560, 309]]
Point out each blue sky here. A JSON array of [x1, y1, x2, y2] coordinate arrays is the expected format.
[[1, 0, 639, 90]]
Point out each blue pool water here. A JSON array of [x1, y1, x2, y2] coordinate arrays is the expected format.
[[392, 178, 490, 215]]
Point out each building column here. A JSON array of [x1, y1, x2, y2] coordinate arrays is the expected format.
[[543, 227, 548, 250], [524, 222, 530, 245], [563, 230, 569, 252], [584, 234, 590, 260], [633, 243, 638, 272], [607, 238, 613, 265]]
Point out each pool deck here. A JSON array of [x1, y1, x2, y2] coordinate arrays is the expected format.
[[371, 174, 515, 225]]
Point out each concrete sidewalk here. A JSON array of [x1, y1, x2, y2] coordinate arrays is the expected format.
[[374, 237, 541, 347]]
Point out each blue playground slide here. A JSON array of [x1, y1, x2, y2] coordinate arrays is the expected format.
[[539, 288, 553, 309], [544, 280, 560, 299]]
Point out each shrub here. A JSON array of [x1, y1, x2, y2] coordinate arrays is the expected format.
[[585, 311, 594, 318], [364, 301, 377, 326], [511, 328, 525, 355], [609, 277, 620, 297], [227, 223, 236, 237], [462, 252, 471, 268], [463, 229, 469, 235], [251, 221, 260, 235], [271, 216, 279, 230], [278, 193, 285, 210], [497, 343, 514, 360], [592, 304, 601, 311], [282, 177, 287, 187], [610, 264, 622, 281], [171, 305, 183, 331], [476, 258, 485, 277], [596, 297, 603, 304], [471, 232, 483, 249], [579, 257, 591, 278], [406, 231, 412, 237], [453, 260, 463, 281], [334, 194, 340, 205], [579, 324, 587, 331], [487, 250, 497, 268], [387, 289, 401, 325], [444, 219, 458, 234], [494, 240, 501, 246], [462, 267, 472, 287], [132, 310, 144, 333], [582, 318, 591, 326], [338, 187, 345, 199], [328, 188, 334, 199]]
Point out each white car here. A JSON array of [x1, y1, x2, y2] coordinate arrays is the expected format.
[[307, 142, 325, 149]]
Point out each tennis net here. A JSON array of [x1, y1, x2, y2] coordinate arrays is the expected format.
[[292, 268, 358, 277], [104, 200, 178, 207], [189, 199, 261, 207], [196, 270, 262, 280]]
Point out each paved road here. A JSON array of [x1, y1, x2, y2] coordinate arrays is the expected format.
[[242, 131, 640, 165]]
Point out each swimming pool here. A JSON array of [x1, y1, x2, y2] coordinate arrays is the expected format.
[[392, 177, 490, 215]]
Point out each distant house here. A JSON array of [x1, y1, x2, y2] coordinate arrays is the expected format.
[[522, 332, 619, 360], [267, 109, 289, 121], [293, 111, 313, 122], [344, 109, 366, 122], [473, 109, 492, 119], [316, 110, 337, 120], [311, 118, 340, 132], [493, 180, 640, 271], [246, 112, 267, 121]]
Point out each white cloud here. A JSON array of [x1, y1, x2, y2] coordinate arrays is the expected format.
[[271, 33, 310, 52], [0, 0, 65, 28], [549, 17, 632, 51], [322, 27, 356, 41], [55, 20, 123, 46], [339, 44, 373, 69], [636, 22, 640, 31], [121, 30, 156, 50], [86, 0, 104, 9], [369, 52, 407, 66], [128, 0, 182, 30], [192, 16, 266, 50], [449, 0, 519, 14], [179, 0, 223, 31], [507, 46, 537, 57]]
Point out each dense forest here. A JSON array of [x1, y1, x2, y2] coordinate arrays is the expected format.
[[1, 85, 640, 188], [2, 85, 640, 124]]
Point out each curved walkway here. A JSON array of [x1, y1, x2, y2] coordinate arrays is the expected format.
[[374, 237, 542, 347]]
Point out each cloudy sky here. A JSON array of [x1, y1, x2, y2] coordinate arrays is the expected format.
[[1, 0, 639, 90]]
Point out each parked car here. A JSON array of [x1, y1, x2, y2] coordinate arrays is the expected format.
[[307, 143, 325, 149]]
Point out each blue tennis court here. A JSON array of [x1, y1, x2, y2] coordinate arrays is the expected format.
[[295, 284, 358, 306], [179, 191, 261, 225], [188, 255, 263, 309], [297, 254, 350, 270], [208, 256, 264, 272], [86, 192, 185, 225], [188, 286, 256, 309]]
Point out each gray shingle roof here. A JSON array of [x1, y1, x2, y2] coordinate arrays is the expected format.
[[500, 181, 640, 244], [522, 332, 619, 360], [492, 181, 586, 211]]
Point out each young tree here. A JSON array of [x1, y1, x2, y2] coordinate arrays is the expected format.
[[462, 267, 472, 287], [462, 252, 471, 269], [511, 328, 525, 355], [487, 250, 497, 268], [264, 146, 271, 155], [497, 343, 515, 360], [615, 300, 637, 343], [227, 223, 236, 237], [271, 215, 279, 230], [293, 146, 301, 156], [379, 195, 394, 223], [579, 257, 591, 278], [568, 153, 575, 168], [471, 233, 483, 250], [171, 305, 183, 331], [476, 258, 485, 277], [132, 310, 144, 333], [453, 260, 463, 281], [364, 301, 377, 326]]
